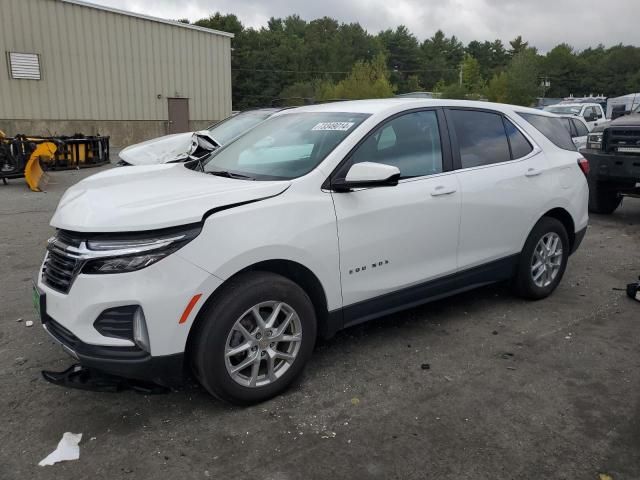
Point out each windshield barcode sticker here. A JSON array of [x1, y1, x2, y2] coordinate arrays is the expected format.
[[312, 122, 355, 131]]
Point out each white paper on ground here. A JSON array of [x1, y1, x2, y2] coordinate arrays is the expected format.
[[38, 432, 82, 466]]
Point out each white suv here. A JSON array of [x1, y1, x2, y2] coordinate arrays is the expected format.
[[35, 99, 589, 404]]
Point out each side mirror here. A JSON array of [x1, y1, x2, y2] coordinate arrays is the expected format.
[[332, 162, 401, 192]]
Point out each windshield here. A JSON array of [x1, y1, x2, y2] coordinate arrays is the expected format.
[[207, 110, 275, 145], [203, 112, 370, 180], [544, 105, 581, 115]]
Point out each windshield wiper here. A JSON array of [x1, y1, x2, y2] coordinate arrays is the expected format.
[[206, 169, 254, 180]]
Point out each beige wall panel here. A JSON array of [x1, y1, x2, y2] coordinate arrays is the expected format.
[[0, 0, 232, 122]]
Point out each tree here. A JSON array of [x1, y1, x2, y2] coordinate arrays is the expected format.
[[189, 12, 640, 108], [377, 26, 422, 92], [542, 43, 580, 97], [461, 54, 484, 93], [504, 49, 540, 105], [485, 71, 509, 103], [194, 13, 243, 36], [317, 53, 395, 100], [508, 36, 529, 57], [420, 30, 464, 89]]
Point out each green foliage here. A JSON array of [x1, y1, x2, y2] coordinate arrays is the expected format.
[[316, 54, 396, 100], [191, 11, 640, 109], [485, 71, 509, 103], [406, 75, 422, 92], [487, 49, 539, 106], [277, 81, 321, 105], [439, 83, 468, 100], [461, 54, 484, 92]]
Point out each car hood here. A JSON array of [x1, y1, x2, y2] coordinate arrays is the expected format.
[[50, 164, 291, 232]]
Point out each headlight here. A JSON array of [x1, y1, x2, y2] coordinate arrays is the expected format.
[[587, 133, 603, 150], [75, 225, 201, 274]]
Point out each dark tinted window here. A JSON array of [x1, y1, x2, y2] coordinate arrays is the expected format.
[[449, 110, 511, 168], [559, 117, 575, 137], [348, 110, 443, 178], [572, 119, 589, 137], [518, 112, 577, 151], [504, 118, 533, 159]]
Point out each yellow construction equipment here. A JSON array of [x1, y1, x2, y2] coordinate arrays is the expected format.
[[24, 142, 56, 192], [1, 133, 109, 191]]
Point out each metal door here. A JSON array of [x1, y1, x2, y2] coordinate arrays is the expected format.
[[167, 98, 189, 134]]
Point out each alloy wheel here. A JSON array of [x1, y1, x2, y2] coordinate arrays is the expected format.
[[530, 232, 563, 288], [224, 301, 302, 388]]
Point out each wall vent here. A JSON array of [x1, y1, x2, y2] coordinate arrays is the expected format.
[[7, 52, 41, 80]]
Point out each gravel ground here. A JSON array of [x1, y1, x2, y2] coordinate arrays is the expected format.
[[0, 166, 639, 479]]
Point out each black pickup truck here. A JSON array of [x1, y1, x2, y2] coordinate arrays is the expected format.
[[581, 109, 640, 214]]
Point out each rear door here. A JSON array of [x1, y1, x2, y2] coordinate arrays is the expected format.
[[446, 108, 550, 271], [331, 109, 461, 313]]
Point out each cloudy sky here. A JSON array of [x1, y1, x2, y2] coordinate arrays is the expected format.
[[91, 0, 639, 51]]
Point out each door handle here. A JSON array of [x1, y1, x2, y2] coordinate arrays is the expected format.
[[525, 168, 542, 177], [430, 185, 457, 196]]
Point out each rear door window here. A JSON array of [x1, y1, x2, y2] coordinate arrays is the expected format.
[[448, 110, 511, 168], [517, 112, 577, 151]]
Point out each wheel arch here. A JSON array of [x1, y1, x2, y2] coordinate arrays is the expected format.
[[185, 259, 335, 359], [539, 207, 576, 251]]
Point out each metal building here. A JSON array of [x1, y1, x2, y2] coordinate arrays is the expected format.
[[0, 0, 233, 147]]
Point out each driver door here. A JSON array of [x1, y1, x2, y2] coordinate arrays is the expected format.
[[330, 109, 461, 321]]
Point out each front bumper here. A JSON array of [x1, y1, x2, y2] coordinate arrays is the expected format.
[[36, 251, 223, 385], [581, 149, 640, 185], [42, 315, 185, 386]]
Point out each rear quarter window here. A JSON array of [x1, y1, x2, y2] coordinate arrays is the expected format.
[[517, 112, 577, 151], [503, 118, 533, 159]]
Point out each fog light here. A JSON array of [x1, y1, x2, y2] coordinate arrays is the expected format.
[[133, 307, 150, 353]]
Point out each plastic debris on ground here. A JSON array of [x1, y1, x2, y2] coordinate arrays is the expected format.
[[39, 432, 82, 466], [25, 320, 34, 327], [627, 278, 640, 303]]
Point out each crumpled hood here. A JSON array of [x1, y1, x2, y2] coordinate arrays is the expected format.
[[51, 164, 290, 232], [118, 132, 193, 165]]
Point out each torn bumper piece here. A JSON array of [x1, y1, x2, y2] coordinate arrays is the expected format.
[[42, 364, 169, 394], [42, 317, 185, 390]]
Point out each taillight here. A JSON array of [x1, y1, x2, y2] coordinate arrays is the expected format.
[[577, 157, 590, 176]]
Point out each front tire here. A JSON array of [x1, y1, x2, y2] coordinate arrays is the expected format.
[[512, 217, 569, 300], [588, 179, 622, 214], [191, 272, 317, 405]]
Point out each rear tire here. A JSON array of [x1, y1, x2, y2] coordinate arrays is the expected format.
[[190, 271, 317, 405], [588, 178, 622, 214], [512, 217, 569, 300]]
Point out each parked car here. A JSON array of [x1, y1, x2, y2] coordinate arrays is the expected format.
[[395, 92, 434, 99], [581, 104, 640, 213], [544, 102, 606, 130], [557, 114, 591, 150], [35, 99, 588, 404], [118, 108, 284, 166]]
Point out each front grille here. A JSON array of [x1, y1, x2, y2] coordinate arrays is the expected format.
[[604, 127, 640, 153], [42, 230, 83, 294]]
